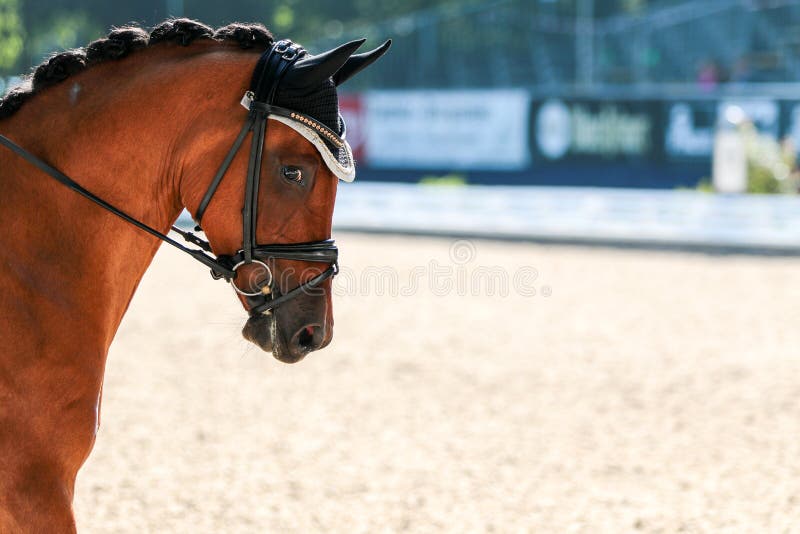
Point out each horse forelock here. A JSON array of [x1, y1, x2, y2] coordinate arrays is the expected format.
[[0, 19, 276, 120]]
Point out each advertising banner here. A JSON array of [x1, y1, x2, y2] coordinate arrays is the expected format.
[[530, 99, 661, 162], [718, 99, 779, 138], [664, 100, 716, 160], [364, 90, 531, 170], [338, 94, 366, 163], [780, 100, 800, 153], [345, 90, 796, 188], [664, 99, 780, 161]]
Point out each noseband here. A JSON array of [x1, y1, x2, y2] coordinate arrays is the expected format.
[[0, 40, 345, 316]]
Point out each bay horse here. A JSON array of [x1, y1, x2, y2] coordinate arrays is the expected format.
[[0, 19, 389, 532]]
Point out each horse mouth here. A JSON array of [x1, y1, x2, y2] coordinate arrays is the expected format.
[[241, 314, 307, 364]]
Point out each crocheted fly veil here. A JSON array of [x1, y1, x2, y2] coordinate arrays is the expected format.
[[267, 38, 392, 180]]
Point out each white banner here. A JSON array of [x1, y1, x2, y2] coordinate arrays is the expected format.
[[364, 90, 531, 170]]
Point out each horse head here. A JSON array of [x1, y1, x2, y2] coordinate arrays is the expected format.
[[180, 35, 390, 363]]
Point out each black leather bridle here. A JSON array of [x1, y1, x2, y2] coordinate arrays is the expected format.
[[0, 39, 343, 316]]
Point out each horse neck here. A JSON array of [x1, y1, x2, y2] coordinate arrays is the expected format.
[[0, 45, 256, 352]]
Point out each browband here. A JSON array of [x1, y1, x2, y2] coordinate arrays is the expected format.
[[244, 99, 355, 182]]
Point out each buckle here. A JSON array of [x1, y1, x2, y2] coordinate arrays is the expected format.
[[240, 91, 254, 110], [273, 40, 303, 61], [282, 48, 299, 61]]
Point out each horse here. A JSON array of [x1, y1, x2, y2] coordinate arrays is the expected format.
[[0, 18, 389, 532]]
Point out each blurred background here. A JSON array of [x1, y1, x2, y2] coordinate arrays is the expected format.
[[4, 0, 800, 247], [6, 1, 800, 532]]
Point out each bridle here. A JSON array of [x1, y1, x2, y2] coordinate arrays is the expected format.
[[192, 38, 349, 315], [0, 39, 349, 316]]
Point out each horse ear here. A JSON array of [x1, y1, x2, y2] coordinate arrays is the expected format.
[[282, 39, 366, 91], [333, 40, 392, 87]]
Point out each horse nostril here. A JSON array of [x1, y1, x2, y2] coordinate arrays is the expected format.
[[289, 324, 324, 358], [297, 326, 315, 349]]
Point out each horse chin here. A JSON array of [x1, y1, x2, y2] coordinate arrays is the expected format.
[[241, 314, 305, 364]]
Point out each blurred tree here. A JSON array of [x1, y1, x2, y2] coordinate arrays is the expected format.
[[181, 0, 490, 46], [621, 0, 646, 13], [28, 11, 103, 63], [0, 0, 24, 72], [1, 0, 665, 82]]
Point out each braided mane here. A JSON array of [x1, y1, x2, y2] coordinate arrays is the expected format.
[[0, 19, 275, 119]]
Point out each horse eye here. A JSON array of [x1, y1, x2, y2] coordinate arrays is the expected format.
[[282, 166, 303, 184]]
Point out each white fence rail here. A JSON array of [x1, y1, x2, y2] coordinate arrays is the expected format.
[[331, 183, 800, 252]]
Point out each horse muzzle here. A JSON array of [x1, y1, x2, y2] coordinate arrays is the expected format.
[[241, 296, 331, 363]]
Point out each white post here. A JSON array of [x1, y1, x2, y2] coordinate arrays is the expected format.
[[712, 105, 747, 194]]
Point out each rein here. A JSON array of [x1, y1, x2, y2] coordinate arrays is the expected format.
[[0, 133, 231, 276], [0, 39, 345, 316]]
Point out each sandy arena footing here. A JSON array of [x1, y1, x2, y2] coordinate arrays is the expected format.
[[74, 232, 800, 533]]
